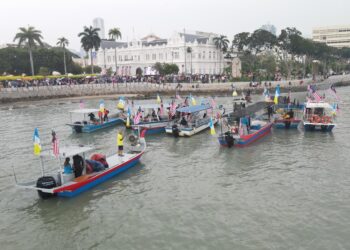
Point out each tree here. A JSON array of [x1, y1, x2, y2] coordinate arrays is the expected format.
[[213, 35, 229, 74], [231, 32, 250, 53], [78, 26, 101, 74], [249, 29, 277, 55], [56, 37, 69, 74], [38, 66, 49, 76], [108, 28, 122, 73], [13, 26, 43, 76]]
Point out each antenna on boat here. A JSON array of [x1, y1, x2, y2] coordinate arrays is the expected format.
[[11, 165, 18, 184]]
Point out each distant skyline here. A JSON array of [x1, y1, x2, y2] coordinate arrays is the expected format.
[[1, 0, 349, 50]]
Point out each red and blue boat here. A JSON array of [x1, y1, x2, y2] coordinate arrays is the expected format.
[[14, 130, 147, 199], [218, 117, 273, 147]]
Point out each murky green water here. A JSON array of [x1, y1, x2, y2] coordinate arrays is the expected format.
[[0, 89, 349, 250]]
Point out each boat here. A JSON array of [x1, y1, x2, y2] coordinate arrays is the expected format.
[[131, 104, 172, 135], [273, 104, 304, 129], [165, 103, 218, 137], [218, 116, 273, 147], [302, 102, 336, 132], [13, 130, 147, 198], [66, 108, 125, 133]]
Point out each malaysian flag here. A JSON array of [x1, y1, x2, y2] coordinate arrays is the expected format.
[[170, 100, 177, 116], [79, 99, 85, 109], [133, 111, 142, 125], [51, 130, 59, 158], [209, 97, 216, 109], [176, 92, 183, 101]]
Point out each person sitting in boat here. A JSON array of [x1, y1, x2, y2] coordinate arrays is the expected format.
[[152, 109, 158, 119], [103, 109, 109, 122], [85, 159, 105, 173], [88, 113, 97, 122], [180, 116, 188, 126], [63, 157, 73, 174], [73, 154, 84, 178]]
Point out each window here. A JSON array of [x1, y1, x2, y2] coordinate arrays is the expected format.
[[174, 52, 179, 59], [198, 53, 201, 59], [146, 54, 150, 60], [165, 53, 167, 60], [138, 55, 140, 61], [113, 56, 115, 62], [107, 56, 111, 63], [159, 53, 163, 60], [124, 55, 128, 61], [152, 54, 156, 60], [209, 51, 211, 59], [203, 51, 205, 59], [119, 55, 123, 61], [213, 52, 216, 59]]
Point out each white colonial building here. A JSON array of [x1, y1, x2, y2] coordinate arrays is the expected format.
[[95, 31, 225, 76]]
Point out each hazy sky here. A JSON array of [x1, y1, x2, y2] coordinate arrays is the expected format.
[[1, 0, 349, 51]]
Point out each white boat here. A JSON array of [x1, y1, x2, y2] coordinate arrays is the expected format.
[[165, 104, 218, 137], [303, 102, 336, 132]]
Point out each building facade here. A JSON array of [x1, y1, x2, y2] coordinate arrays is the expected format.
[[93, 17, 105, 39], [312, 25, 350, 48], [95, 31, 225, 76]]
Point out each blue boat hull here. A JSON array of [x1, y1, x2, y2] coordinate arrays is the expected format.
[[304, 123, 335, 132], [72, 118, 125, 133]]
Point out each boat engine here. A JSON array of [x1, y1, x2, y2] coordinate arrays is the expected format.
[[36, 176, 57, 199], [172, 124, 180, 137], [225, 133, 235, 148], [128, 134, 138, 146], [73, 121, 83, 133]]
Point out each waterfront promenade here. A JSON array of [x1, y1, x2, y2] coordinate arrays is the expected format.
[[1, 74, 349, 103]]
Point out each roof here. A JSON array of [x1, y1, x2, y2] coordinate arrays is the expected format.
[[142, 39, 168, 46], [305, 102, 333, 109], [41, 145, 94, 158], [177, 104, 212, 113], [69, 109, 99, 114], [179, 33, 209, 44], [100, 40, 128, 49]]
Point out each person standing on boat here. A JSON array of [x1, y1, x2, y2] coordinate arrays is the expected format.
[[117, 131, 124, 156], [63, 157, 73, 174], [104, 109, 109, 122]]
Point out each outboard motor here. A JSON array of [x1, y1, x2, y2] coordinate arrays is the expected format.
[[73, 121, 82, 133], [225, 133, 235, 148], [128, 134, 138, 146], [36, 176, 57, 199], [172, 124, 180, 137]]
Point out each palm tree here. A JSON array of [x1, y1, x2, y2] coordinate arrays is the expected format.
[[13, 26, 43, 76], [187, 47, 193, 79], [56, 37, 69, 75], [213, 35, 229, 74], [78, 26, 101, 74], [108, 28, 122, 73]]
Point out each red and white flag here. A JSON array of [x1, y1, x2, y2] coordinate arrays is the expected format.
[[133, 111, 141, 125], [52, 130, 59, 158], [312, 92, 321, 102]]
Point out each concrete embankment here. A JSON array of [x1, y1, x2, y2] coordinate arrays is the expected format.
[[1, 75, 349, 104]]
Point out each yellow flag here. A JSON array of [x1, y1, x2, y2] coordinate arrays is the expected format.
[[126, 116, 130, 127], [191, 97, 196, 105], [232, 90, 238, 97], [210, 126, 216, 135], [274, 95, 278, 104]]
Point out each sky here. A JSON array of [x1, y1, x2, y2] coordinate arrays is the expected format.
[[1, 0, 349, 51]]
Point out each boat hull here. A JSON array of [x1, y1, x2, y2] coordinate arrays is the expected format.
[[54, 153, 143, 197], [165, 119, 217, 137], [132, 121, 169, 135], [274, 119, 301, 129], [303, 122, 335, 132], [69, 118, 125, 133], [218, 123, 272, 147]]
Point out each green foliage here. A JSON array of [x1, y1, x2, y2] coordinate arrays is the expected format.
[[213, 35, 229, 53], [83, 65, 101, 73], [153, 62, 179, 75], [108, 28, 122, 40], [0, 47, 83, 75], [38, 66, 49, 76], [78, 26, 101, 53], [13, 26, 43, 48]]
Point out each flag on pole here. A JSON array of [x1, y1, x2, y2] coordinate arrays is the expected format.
[[117, 97, 125, 110], [329, 84, 340, 100], [190, 94, 196, 105], [274, 85, 280, 104], [157, 94, 161, 104], [232, 90, 238, 97], [79, 99, 85, 109], [176, 92, 183, 101], [126, 107, 131, 127], [133, 111, 141, 125], [51, 130, 59, 158], [99, 99, 105, 112], [33, 128, 41, 156], [209, 117, 216, 135], [160, 104, 164, 116], [170, 100, 177, 116], [209, 97, 216, 108]]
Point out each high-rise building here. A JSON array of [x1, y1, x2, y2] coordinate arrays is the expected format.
[[260, 24, 277, 36], [93, 17, 105, 39], [312, 25, 350, 48]]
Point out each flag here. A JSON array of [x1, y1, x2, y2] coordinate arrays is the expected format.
[[176, 92, 183, 101], [126, 107, 131, 127], [79, 99, 85, 109], [232, 90, 238, 97], [51, 130, 59, 158], [117, 97, 125, 110], [157, 94, 161, 104], [160, 104, 164, 116], [274, 85, 281, 104], [191, 95, 196, 105], [170, 100, 177, 116], [329, 84, 340, 100], [33, 128, 41, 156], [209, 117, 216, 135], [210, 97, 216, 108], [99, 99, 105, 112], [312, 91, 321, 102], [238, 118, 244, 136], [133, 111, 141, 125]]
